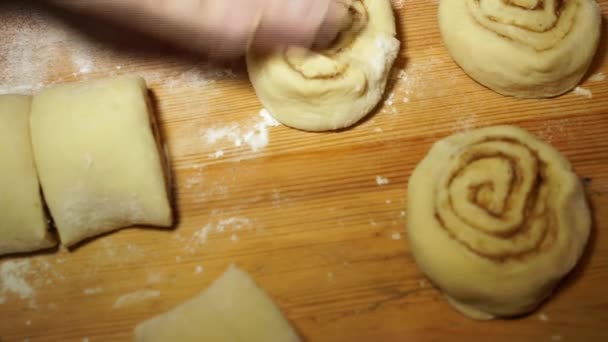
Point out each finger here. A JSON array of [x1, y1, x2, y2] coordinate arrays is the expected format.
[[251, 0, 334, 51], [314, 0, 350, 49]]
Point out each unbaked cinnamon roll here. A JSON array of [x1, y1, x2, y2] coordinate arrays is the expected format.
[[407, 126, 591, 319], [439, 0, 601, 98], [247, 0, 400, 131]]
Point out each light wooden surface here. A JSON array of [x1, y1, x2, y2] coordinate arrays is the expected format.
[[1, 1, 607, 341]]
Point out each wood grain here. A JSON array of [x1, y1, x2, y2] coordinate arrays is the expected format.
[[1, 1, 607, 341]]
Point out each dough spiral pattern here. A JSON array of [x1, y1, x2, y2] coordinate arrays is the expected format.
[[284, 0, 369, 80], [434, 137, 555, 262], [438, 0, 601, 98], [407, 126, 591, 319], [467, 0, 575, 51], [247, 0, 399, 132]]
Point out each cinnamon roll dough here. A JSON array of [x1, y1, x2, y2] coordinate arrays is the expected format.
[[135, 265, 301, 342], [407, 126, 590, 319], [0, 95, 55, 255], [247, 0, 400, 131], [30, 76, 173, 247], [439, 0, 601, 98]]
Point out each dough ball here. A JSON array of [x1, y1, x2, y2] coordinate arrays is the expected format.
[[30, 76, 173, 247], [247, 0, 400, 132], [135, 265, 301, 342], [439, 0, 601, 98], [0, 95, 56, 255], [407, 126, 590, 319]]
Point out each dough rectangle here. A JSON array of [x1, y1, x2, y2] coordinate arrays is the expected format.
[[0, 95, 55, 255], [30, 76, 173, 246]]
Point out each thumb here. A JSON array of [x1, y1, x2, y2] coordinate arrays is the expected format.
[[251, 0, 348, 51]]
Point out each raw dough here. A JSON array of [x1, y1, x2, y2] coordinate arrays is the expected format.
[[0, 95, 55, 255], [247, 0, 400, 131], [407, 126, 590, 319], [439, 0, 601, 98], [134, 265, 301, 342], [30, 76, 173, 247]]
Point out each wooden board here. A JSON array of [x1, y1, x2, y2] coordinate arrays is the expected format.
[[1, 1, 607, 341]]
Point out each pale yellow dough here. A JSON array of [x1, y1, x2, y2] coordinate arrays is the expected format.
[[407, 126, 590, 319], [247, 0, 400, 131], [439, 0, 601, 98], [30, 76, 172, 247], [134, 265, 301, 342], [0, 95, 55, 255]]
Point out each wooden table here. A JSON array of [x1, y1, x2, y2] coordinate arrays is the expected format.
[[1, 1, 607, 341]]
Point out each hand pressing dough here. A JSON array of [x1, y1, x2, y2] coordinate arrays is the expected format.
[[247, 0, 400, 131], [0, 95, 55, 255], [134, 265, 301, 342], [439, 0, 601, 98], [30, 76, 172, 247], [407, 126, 590, 319]]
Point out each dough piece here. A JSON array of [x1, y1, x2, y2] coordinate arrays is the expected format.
[[0, 95, 55, 255], [439, 0, 601, 98], [247, 0, 400, 131], [134, 265, 301, 342], [407, 126, 590, 319], [30, 76, 172, 247]]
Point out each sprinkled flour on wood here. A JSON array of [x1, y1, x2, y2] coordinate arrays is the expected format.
[[204, 108, 281, 154], [209, 150, 225, 159], [1, 258, 65, 307], [588, 72, 605, 82], [573, 86, 593, 98], [0, 260, 34, 304], [186, 216, 253, 252], [0, 6, 65, 92], [451, 113, 479, 132], [382, 92, 399, 115], [536, 118, 574, 144], [0, 3, 238, 94], [376, 176, 390, 186], [83, 287, 104, 295], [113, 289, 160, 309], [538, 313, 549, 322], [184, 165, 206, 191]]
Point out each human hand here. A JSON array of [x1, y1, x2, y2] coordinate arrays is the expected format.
[[50, 0, 348, 58]]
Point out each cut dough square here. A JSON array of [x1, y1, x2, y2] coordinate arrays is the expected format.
[[30, 76, 173, 247], [135, 265, 301, 342], [0, 95, 55, 255]]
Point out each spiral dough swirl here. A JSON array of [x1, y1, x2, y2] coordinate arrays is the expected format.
[[246, 0, 399, 131], [284, 0, 369, 80], [434, 137, 557, 262], [467, 0, 578, 51]]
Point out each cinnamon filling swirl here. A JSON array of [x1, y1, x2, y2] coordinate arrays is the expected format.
[[468, 0, 574, 50], [434, 138, 557, 263], [283, 0, 369, 80]]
